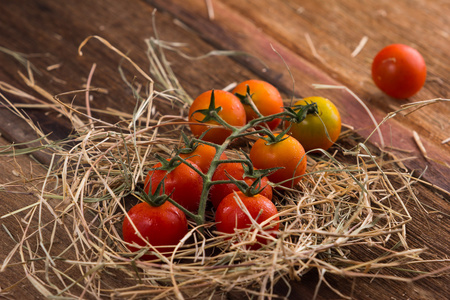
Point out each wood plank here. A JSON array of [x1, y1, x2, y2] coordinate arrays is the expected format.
[[0, 0, 257, 162], [0, 0, 449, 299], [147, 0, 450, 192], [0, 135, 145, 299], [0, 136, 448, 299], [0, 137, 48, 299]]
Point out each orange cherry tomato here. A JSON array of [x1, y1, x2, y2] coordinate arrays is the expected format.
[[232, 79, 284, 130], [250, 134, 307, 188], [179, 143, 227, 173], [285, 96, 341, 152], [188, 90, 246, 144], [209, 162, 273, 209]]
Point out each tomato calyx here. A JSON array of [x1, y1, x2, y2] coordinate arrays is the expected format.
[[141, 155, 180, 207], [152, 153, 183, 174], [240, 173, 273, 198], [177, 131, 199, 155], [259, 126, 291, 146], [239, 150, 281, 180], [234, 85, 253, 105], [177, 131, 218, 156], [215, 166, 268, 198], [152, 153, 204, 179], [138, 178, 173, 207], [138, 182, 197, 220], [284, 101, 319, 123], [189, 89, 223, 124], [212, 152, 277, 198], [141, 154, 204, 219], [234, 84, 264, 119]]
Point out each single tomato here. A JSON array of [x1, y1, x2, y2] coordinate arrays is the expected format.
[[232, 79, 284, 130], [372, 44, 426, 99], [122, 201, 188, 260], [209, 162, 273, 209], [189, 90, 246, 144], [250, 134, 307, 188], [144, 159, 203, 212], [285, 96, 341, 152], [179, 143, 227, 173], [215, 191, 279, 250]]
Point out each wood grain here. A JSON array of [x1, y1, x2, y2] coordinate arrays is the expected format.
[[147, 0, 450, 192], [0, 0, 448, 299], [0, 137, 47, 299]]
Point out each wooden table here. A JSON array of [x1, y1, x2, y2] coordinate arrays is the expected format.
[[0, 0, 448, 299]]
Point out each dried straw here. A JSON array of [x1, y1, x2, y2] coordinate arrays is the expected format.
[[0, 36, 448, 300]]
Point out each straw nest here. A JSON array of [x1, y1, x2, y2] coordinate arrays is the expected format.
[[1, 35, 448, 299]]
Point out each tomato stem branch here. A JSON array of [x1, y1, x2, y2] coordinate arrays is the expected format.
[[147, 100, 319, 228]]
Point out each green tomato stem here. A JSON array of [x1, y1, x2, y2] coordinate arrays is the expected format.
[[180, 101, 318, 227]]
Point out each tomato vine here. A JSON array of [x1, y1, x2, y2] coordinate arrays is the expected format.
[[138, 89, 319, 227]]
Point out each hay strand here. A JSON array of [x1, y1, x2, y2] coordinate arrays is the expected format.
[[0, 35, 448, 299]]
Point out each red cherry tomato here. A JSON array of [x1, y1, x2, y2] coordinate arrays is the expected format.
[[372, 44, 426, 99], [232, 79, 284, 130], [250, 134, 307, 188], [179, 144, 227, 173], [189, 90, 246, 144], [144, 159, 203, 212], [285, 96, 341, 152], [122, 201, 188, 260], [215, 191, 279, 250], [209, 162, 273, 209]]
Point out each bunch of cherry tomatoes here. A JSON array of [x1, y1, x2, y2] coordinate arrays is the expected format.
[[122, 79, 342, 259], [122, 43, 427, 260]]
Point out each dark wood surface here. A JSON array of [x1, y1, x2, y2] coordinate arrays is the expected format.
[[0, 0, 448, 299]]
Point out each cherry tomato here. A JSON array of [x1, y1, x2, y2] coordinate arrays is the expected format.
[[189, 90, 246, 144], [144, 159, 203, 212], [209, 162, 273, 209], [179, 143, 227, 173], [215, 191, 279, 250], [372, 44, 426, 99], [285, 96, 341, 152], [122, 201, 188, 260], [250, 134, 307, 188], [232, 79, 284, 130]]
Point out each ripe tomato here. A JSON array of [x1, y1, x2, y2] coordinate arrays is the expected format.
[[179, 143, 227, 173], [232, 79, 284, 130], [285, 96, 341, 152], [144, 159, 203, 212], [372, 44, 426, 99], [188, 90, 246, 144], [215, 191, 279, 250], [250, 134, 307, 188], [122, 201, 188, 260], [209, 162, 273, 209]]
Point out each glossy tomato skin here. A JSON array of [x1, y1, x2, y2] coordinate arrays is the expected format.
[[189, 90, 246, 144], [285, 96, 341, 152], [122, 201, 188, 260], [250, 134, 307, 188], [179, 144, 227, 173], [209, 162, 273, 209], [372, 44, 426, 99], [144, 159, 203, 212], [215, 191, 279, 250], [232, 80, 284, 130]]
